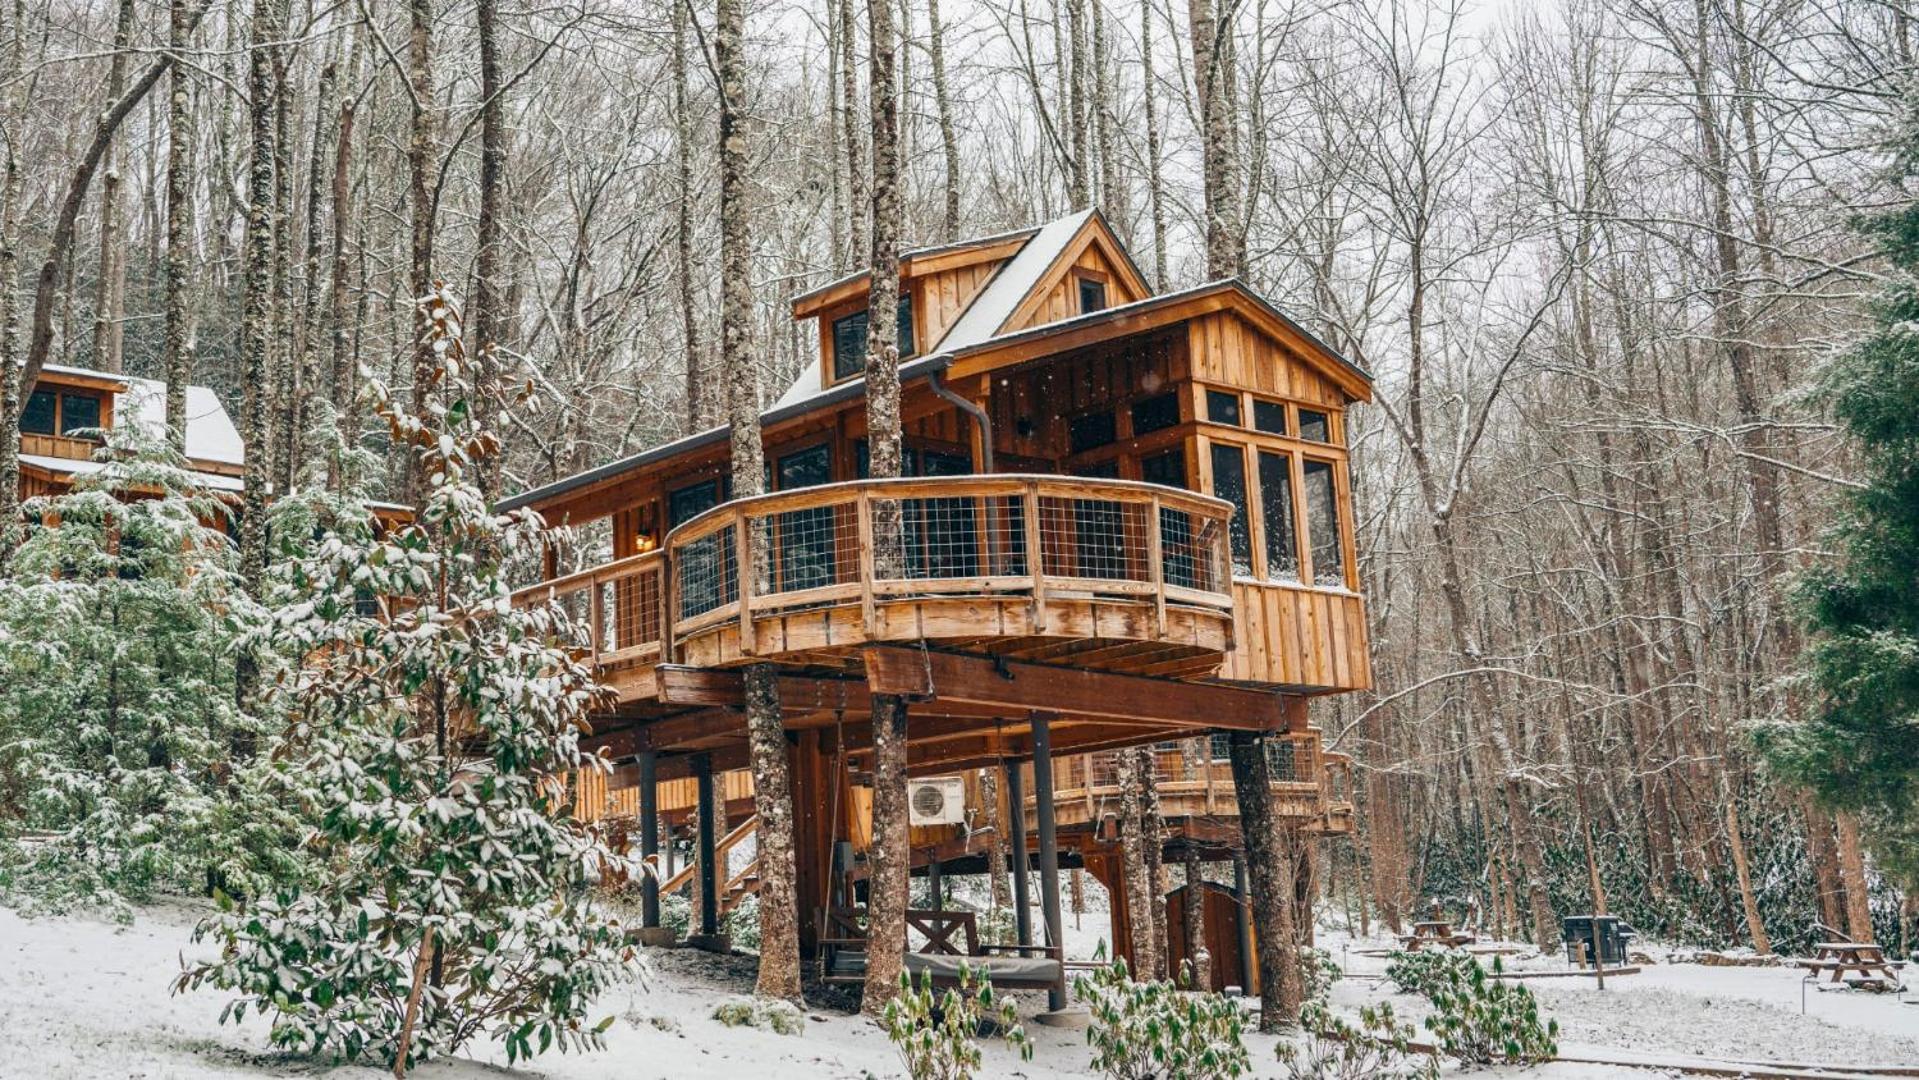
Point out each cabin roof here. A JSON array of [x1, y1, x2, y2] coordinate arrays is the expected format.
[[787, 222, 1044, 315], [932, 208, 1097, 353], [36, 364, 245, 468], [498, 275, 1370, 515]]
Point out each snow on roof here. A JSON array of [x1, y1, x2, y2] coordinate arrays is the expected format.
[[19, 453, 245, 493], [931, 208, 1095, 354], [773, 358, 823, 409], [38, 364, 244, 467]]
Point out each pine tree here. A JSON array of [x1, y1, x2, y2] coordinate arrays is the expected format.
[[1759, 123, 1919, 882], [0, 432, 281, 912], [179, 289, 636, 1072]]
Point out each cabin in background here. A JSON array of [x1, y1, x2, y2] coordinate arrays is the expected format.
[[13, 364, 245, 501], [507, 209, 1372, 1000]]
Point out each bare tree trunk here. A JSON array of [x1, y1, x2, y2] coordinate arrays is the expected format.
[[1182, 847, 1210, 989], [1230, 732, 1301, 1030], [1723, 793, 1771, 953], [1140, 0, 1167, 289], [1116, 749, 1162, 978], [1187, 0, 1239, 278], [925, 0, 960, 239], [87, 0, 136, 376], [1140, 752, 1170, 978], [860, 0, 908, 1014], [839, 0, 866, 260], [162, 0, 197, 446], [1065, 0, 1088, 207], [982, 765, 1010, 934], [238, 0, 281, 591], [405, 0, 437, 497], [1091, 0, 1118, 223], [472, 0, 505, 494], [675, 0, 704, 430], [0, 0, 22, 564], [1835, 812, 1875, 943], [326, 87, 356, 480], [1803, 799, 1848, 936]]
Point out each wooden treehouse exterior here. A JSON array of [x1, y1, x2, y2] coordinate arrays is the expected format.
[[13, 365, 247, 501], [505, 210, 1373, 998]]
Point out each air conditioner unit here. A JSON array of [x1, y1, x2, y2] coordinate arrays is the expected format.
[[907, 776, 966, 827]]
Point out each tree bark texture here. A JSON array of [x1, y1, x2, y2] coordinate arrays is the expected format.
[[1230, 732, 1301, 1030]]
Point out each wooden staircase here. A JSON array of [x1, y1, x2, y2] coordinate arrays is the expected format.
[[655, 814, 763, 919]]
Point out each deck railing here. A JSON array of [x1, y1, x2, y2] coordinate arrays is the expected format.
[[512, 475, 1234, 666], [1039, 731, 1349, 822]]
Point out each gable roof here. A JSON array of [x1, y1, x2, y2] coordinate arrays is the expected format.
[[932, 208, 1098, 352]]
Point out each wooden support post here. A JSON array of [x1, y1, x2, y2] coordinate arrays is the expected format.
[[928, 856, 943, 912], [1235, 854, 1256, 996], [1032, 712, 1067, 1011], [695, 753, 719, 938], [639, 751, 661, 929], [1024, 483, 1047, 632], [1006, 758, 1033, 947], [734, 518, 756, 655]]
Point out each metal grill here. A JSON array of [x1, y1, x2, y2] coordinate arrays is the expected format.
[[1037, 495, 1151, 583], [613, 563, 663, 651], [675, 525, 738, 621]]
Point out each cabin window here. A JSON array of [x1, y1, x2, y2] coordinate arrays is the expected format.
[[1252, 399, 1288, 436], [19, 390, 55, 435], [669, 479, 724, 527], [1078, 277, 1107, 314], [776, 444, 831, 490], [1302, 458, 1345, 586], [1298, 409, 1331, 443], [919, 449, 971, 476], [1208, 443, 1253, 576], [1068, 409, 1117, 454], [1206, 390, 1240, 426], [856, 441, 972, 478], [60, 393, 101, 437], [1257, 451, 1299, 582], [830, 295, 916, 382], [1130, 392, 1180, 436], [1140, 449, 1186, 489], [1072, 460, 1120, 479]]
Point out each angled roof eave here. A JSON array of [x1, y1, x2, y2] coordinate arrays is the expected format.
[[787, 224, 1041, 317]]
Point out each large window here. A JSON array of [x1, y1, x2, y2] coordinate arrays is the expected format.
[[60, 393, 100, 435], [1298, 409, 1331, 443], [1258, 451, 1299, 582], [831, 294, 916, 381], [1141, 449, 1186, 489], [1069, 409, 1117, 454], [1252, 399, 1288, 436], [19, 390, 55, 435], [1302, 459, 1345, 586], [1209, 443, 1253, 576], [1206, 390, 1241, 426], [669, 478, 724, 527], [1130, 392, 1180, 436]]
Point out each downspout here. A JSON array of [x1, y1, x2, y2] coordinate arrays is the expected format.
[[927, 365, 995, 473]]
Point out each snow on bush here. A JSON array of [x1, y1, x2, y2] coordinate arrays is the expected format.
[[882, 962, 1031, 1080], [176, 289, 637, 1074], [1075, 958, 1250, 1080]]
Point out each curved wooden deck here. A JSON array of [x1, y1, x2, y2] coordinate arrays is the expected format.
[[514, 475, 1239, 701], [1035, 735, 1355, 840]]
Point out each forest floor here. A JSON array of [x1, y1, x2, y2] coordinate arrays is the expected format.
[[3, 899, 1916, 1079]]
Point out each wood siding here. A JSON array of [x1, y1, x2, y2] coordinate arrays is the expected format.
[[1006, 241, 1144, 334], [1222, 581, 1371, 691], [915, 259, 1003, 348], [1186, 312, 1345, 409]]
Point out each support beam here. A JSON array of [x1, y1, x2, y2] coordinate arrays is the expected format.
[[1032, 712, 1067, 1012], [864, 646, 1300, 731], [639, 751, 660, 929], [695, 753, 719, 938], [1234, 854, 1255, 996], [1006, 758, 1033, 947]]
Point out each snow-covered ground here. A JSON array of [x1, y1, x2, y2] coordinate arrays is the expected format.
[[4, 900, 1916, 1078]]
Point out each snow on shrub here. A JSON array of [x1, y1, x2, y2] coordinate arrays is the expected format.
[[882, 962, 1031, 1080], [176, 289, 637, 1074], [1275, 1000, 1437, 1080], [1076, 959, 1250, 1080]]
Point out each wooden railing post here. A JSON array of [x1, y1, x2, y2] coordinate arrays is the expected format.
[[857, 489, 876, 636], [735, 516, 756, 656], [1024, 481, 1046, 632], [588, 578, 604, 665], [1147, 495, 1166, 637]]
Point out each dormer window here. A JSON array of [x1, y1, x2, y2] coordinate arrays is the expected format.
[[831, 294, 916, 381]]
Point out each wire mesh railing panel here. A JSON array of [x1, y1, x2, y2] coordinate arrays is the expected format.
[[612, 564, 663, 652], [1037, 495, 1151, 583], [760, 500, 860, 596], [674, 524, 738, 623], [1266, 738, 1313, 783], [1158, 505, 1229, 594], [889, 493, 1030, 581]]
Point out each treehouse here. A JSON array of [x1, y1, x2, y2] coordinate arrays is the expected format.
[[14, 364, 246, 501], [507, 209, 1372, 1001]]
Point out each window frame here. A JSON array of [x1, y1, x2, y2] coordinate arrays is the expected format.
[[829, 294, 916, 384]]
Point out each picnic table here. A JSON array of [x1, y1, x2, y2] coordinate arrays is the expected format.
[[1401, 919, 1476, 951], [1796, 941, 1905, 987]]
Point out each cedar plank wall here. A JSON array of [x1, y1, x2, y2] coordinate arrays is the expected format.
[[916, 260, 1003, 347], [1005, 243, 1141, 333], [1186, 311, 1371, 692]]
